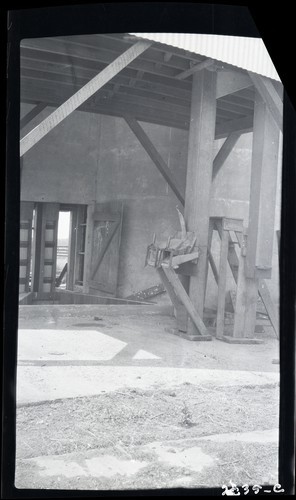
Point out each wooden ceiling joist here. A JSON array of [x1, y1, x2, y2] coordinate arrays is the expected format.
[[175, 58, 215, 80], [20, 40, 152, 156], [20, 102, 47, 130]]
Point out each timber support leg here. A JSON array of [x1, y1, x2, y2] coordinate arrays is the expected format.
[[157, 266, 212, 341]]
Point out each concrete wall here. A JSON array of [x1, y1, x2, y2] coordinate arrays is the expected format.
[[21, 103, 281, 307]]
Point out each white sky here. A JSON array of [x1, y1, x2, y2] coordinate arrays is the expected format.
[[58, 211, 70, 241]]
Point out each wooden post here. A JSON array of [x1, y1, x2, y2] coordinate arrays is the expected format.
[[66, 209, 77, 291], [74, 205, 86, 286], [31, 203, 59, 293], [19, 202, 34, 293], [233, 241, 259, 339], [83, 202, 95, 294], [245, 90, 280, 279], [184, 69, 217, 334], [216, 224, 229, 339]]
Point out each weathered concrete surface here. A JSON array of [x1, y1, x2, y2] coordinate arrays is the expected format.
[[17, 364, 279, 406], [15, 304, 280, 490], [15, 429, 278, 490], [20, 103, 281, 306]]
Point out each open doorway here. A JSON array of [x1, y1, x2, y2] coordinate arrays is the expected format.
[[55, 211, 71, 289]]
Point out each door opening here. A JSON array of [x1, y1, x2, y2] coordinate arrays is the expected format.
[[56, 211, 71, 289]]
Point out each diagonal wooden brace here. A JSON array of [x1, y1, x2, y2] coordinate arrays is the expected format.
[[159, 264, 211, 339]]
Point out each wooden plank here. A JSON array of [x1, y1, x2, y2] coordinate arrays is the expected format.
[[208, 251, 219, 285], [215, 219, 240, 283], [90, 219, 119, 280], [215, 114, 253, 139], [248, 72, 283, 131], [66, 210, 76, 291], [216, 70, 253, 99], [125, 283, 165, 301], [157, 267, 187, 332], [258, 280, 279, 339], [216, 227, 229, 339], [175, 58, 214, 80], [20, 102, 47, 130], [223, 218, 244, 232], [171, 251, 199, 267], [90, 202, 123, 297], [74, 205, 86, 286], [20, 202, 34, 292], [22, 87, 190, 133], [184, 69, 217, 326], [233, 246, 258, 338], [83, 202, 95, 294], [31, 204, 45, 292], [20, 40, 152, 156], [212, 132, 241, 180], [124, 115, 185, 204], [161, 266, 208, 336], [245, 91, 280, 278], [56, 263, 68, 287]]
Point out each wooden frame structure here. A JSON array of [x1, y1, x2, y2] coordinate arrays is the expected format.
[[19, 33, 283, 341]]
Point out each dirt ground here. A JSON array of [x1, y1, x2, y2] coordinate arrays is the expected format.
[[16, 381, 279, 490]]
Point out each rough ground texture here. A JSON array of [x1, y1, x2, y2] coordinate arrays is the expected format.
[[15, 304, 280, 491], [16, 382, 279, 490]]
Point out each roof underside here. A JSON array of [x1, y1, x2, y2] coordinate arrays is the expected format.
[[130, 33, 281, 82], [20, 33, 282, 135]]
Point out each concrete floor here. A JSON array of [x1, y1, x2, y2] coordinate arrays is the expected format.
[[17, 304, 279, 404], [16, 303, 280, 490]]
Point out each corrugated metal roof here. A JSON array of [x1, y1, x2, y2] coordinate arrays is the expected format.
[[130, 33, 280, 81]]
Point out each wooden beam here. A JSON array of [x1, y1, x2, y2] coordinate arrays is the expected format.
[[20, 40, 152, 156], [176, 58, 215, 80], [212, 132, 241, 180], [157, 267, 188, 332], [233, 229, 259, 339], [184, 69, 217, 325], [124, 115, 185, 204], [83, 202, 95, 294], [215, 115, 253, 139], [214, 218, 239, 283], [164, 52, 173, 63], [160, 265, 209, 337], [216, 226, 229, 339], [248, 72, 283, 131], [245, 90, 280, 278], [20, 102, 47, 130], [216, 70, 253, 99], [66, 210, 76, 291], [90, 219, 120, 280], [21, 83, 190, 133]]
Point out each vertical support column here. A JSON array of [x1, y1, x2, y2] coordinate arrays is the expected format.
[[31, 203, 59, 293], [19, 201, 34, 293], [216, 223, 229, 339], [233, 233, 259, 339], [74, 205, 86, 286], [184, 69, 217, 334], [245, 90, 280, 278], [83, 202, 95, 294], [66, 209, 77, 291], [233, 90, 280, 340]]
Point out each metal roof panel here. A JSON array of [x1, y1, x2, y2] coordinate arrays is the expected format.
[[130, 33, 281, 81]]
